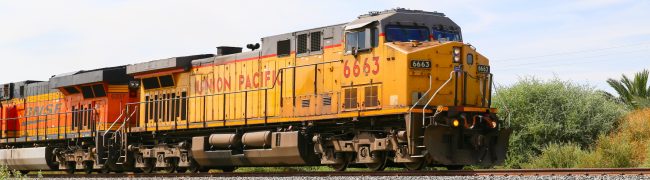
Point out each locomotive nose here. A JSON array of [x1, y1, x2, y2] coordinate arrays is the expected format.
[[423, 125, 512, 166]]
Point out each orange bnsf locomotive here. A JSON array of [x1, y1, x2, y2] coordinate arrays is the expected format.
[[0, 8, 510, 174]]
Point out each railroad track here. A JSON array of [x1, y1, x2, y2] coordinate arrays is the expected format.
[[29, 168, 650, 178]]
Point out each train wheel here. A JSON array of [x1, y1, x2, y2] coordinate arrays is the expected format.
[[163, 158, 178, 173], [446, 165, 464, 170], [83, 161, 94, 174], [65, 162, 76, 175], [403, 159, 426, 171], [18, 170, 30, 175], [141, 158, 156, 173], [328, 153, 351, 172], [365, 151, 387, 171]]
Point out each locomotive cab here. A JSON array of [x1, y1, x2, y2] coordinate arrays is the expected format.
[[339, 9, 511, 167]]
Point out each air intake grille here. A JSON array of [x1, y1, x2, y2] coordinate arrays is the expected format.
[[310, 32, 322, 51], [297, 34, 308, 54], [322, 96, 332, 106]]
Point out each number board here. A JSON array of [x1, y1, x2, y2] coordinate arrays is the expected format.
[[477, 65, 490, 74], [410, 60, 431, 69]]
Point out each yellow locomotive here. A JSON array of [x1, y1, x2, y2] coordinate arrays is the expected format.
[[0, 8, 510, 174], [121, 8, 510, 172]]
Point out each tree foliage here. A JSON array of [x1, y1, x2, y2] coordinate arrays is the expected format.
[[492, 78, 628, 168], [607, 69, 650, 109]]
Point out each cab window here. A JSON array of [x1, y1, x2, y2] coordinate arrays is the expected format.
[[385, 25, 430, 42], [433, 30, 461, 42], [346, 30, 367, 52]]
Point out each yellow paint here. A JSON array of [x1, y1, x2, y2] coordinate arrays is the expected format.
[[135, 35, 495, 132]]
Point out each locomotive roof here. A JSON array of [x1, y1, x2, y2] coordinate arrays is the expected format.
[[50, 65, 131, 88], [189, 8, 460, 65], [0, 80, 41, 100], [25, 81, 58, 96], [126, 54, 214, 75]]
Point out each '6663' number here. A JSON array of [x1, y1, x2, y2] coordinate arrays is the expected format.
[[410, 60, 431, 69], [344, 57, 379, 78]]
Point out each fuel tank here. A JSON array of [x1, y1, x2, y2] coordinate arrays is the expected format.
[[0, 147, 58, 171]]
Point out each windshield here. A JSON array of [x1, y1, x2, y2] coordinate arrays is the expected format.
[[433, 30, 461, 42], [385, 25, 430, 42]]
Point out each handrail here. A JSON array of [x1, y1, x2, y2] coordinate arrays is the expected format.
[[422, 70, 455, 125], [115, 105, 138, 133], [102, 108, 126, 136], [0, 108, 95, 121]]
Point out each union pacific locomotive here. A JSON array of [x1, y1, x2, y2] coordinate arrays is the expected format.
[[0, 8, 510, 174]]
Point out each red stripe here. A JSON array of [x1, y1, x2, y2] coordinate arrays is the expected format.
[[134, 68, 185, 79], [197, 44, 342, 68], [324, 44, 342, 49], [379, 33, 385, 36]]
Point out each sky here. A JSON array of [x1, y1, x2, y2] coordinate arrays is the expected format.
[[0, 0, 649, 93]]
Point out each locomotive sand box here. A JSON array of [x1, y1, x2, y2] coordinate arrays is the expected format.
[[0, 8, 511, 174]]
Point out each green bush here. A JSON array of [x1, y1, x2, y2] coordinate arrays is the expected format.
[[523, 142, 587, 168], [493, 77, 628, 168]]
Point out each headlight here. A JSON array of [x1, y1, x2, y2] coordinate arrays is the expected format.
[[452, 47, 461, 63], [452, 119, 460, 127]]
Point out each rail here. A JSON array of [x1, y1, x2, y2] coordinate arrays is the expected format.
[[26, 168, 650, 178]]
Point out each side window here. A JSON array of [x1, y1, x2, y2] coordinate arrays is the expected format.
[[345, 30, 368, 53], [310, 31, 322, 52], [297, 34, 308, 54], [143, 77, 160, 90], [371, 28, 379, 47], [357, 31, 367, 50], [81, 86, 94, 99], [64, 87, 79, 94], [277, 39, 291, 57], [467, 54, 474, 65], [92, 84, 106, 97], [159, 75, 175, 87], [346, 32, 358, 52]]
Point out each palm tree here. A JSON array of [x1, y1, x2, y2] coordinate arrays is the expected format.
[[606, 69, 649, 108]]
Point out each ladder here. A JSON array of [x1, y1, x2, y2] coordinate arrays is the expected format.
[[101, 105, 138, 167]]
